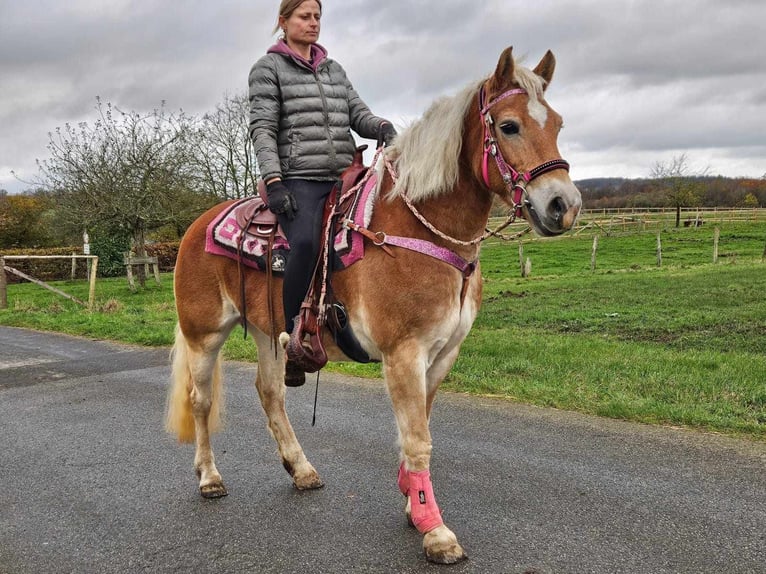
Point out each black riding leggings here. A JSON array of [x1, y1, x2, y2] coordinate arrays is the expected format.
[[277, 179, 335, 334]]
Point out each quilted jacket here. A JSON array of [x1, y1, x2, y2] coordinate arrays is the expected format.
[[248, 40, 386, 182]]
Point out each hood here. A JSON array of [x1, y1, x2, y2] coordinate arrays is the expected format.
[[267, 39, 328, 73]]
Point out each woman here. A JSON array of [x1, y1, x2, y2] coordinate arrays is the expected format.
[[248, 0, 396, 385]]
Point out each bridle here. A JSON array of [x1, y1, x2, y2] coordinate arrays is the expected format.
[[479, 84, 570, 219], [329, 82, 574, 309]]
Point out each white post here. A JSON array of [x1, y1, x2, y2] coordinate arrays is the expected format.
[[83, 230, 91, 281], [518, 241, 525, 277], [591, 235, 599, 272]]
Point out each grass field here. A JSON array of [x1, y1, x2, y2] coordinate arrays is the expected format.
[[2, 222, 764, 440]]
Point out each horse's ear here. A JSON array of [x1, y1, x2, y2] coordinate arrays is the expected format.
[[489, 46, 516, 93], [533, 50, 556, 90]]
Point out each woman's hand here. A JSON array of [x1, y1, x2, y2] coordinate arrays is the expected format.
[[266, 180, 298, 220], [377, 122, 397, 148]]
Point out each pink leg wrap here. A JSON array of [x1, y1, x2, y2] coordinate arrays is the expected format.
[[397, 461, 409, 496], [400, 466, 443, 534]]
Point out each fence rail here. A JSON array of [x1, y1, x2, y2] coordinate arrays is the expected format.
[[0, 255, 99, 310], [579, 206, 765, 223], [487, 208, 766, 237]]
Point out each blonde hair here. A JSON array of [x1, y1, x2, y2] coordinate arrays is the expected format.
[[273, 0, 323, 34]]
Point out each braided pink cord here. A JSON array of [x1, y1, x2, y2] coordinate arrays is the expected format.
[[318, 145, 387, 323], [338, 146, 386, 205], [318, 142, 532, 322], [385, 151, 527, 247], [380, 152, 485, 247]]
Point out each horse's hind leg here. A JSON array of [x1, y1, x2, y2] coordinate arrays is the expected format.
[[252, 329, 323, 490], [167, 325, 230, 498], [384, 345, 466, 564]]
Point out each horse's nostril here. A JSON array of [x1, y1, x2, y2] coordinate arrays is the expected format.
[[549, 196, 566, 224]]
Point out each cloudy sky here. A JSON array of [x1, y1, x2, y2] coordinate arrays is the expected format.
[[2, 0, 765, 194]]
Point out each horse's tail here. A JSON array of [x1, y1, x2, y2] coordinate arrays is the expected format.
[[165, 324, 223, 443]]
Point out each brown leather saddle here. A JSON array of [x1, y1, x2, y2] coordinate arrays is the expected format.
[[232, 182, 287, 245]]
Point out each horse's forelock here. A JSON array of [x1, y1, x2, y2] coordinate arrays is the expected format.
[[512, 64, 546, 102]]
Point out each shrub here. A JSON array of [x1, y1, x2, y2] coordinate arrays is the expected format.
[[90, 232, 132, 277]]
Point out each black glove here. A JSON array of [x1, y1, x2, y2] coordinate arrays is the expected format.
[[376, 122, 397, 148], [265, 180, 298, 221]]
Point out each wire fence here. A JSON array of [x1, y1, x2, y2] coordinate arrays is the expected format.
[[488, 208, 766, 238]]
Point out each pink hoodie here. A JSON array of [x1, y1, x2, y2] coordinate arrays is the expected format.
[[267, 39, 328, 73]]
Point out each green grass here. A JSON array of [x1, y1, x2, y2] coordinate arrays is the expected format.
[[1, 222, 765, 440], [450, 265, 766, 437]]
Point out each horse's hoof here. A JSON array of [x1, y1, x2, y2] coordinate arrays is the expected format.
[[293, 471, 324, 491], [423, 526, 467, 564], [200, 482, 228, 498]]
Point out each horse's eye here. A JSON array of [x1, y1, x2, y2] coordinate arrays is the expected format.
[[499, 122, 520, 136]]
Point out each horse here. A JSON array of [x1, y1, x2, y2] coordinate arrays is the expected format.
[[166, 46, 581, 564]]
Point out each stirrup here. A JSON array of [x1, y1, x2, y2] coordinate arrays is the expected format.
[[285, 311, 328, 373], [284, 359, 306, 387]]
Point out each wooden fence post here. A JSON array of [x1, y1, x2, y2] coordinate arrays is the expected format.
[[125, 254, 136, 291], [591, 235, 599, 272], [713, 227, 720, 264], [123, 252, 160, 291], [656, 232, 663, 268], [88, 257, 98, 311], [518, 241, 525, 277], [71, 253, 77, 281], [0, 257, 7, 309]]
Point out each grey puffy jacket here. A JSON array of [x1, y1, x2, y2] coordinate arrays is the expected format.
[[248, 41, 386, 182]]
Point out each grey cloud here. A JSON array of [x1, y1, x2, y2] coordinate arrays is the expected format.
[[2, 0, 765, 194]]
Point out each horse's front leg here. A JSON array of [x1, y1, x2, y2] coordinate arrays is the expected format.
[[384, 345, 466, 564]]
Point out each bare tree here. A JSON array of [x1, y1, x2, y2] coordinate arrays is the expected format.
[[190, 92, 258, 200], [37, 98, 206, 281], [651, 153, 708, 227]]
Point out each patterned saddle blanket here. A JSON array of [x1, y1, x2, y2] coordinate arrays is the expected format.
[[204, 174, 380, 273]]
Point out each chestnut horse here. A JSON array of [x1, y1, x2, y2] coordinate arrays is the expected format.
[[167, 47, 581, 563]]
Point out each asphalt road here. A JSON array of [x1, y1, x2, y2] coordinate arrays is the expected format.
[[0, 326, 764, 574]]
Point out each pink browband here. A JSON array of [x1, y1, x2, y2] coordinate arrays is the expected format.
[[480, 87, 528, 116], [479, 85, 570, 217]]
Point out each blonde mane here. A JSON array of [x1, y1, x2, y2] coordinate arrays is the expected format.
[[386, 61, 546, 202]]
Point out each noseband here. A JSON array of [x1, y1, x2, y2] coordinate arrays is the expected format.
[[479, 85, 570, 218]]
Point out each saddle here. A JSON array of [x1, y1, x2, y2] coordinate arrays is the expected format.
[[234, 187, 288, 244], [284, 146, 372, 373]]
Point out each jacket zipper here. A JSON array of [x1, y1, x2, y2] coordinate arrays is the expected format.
[[314, 67, 339, 176]]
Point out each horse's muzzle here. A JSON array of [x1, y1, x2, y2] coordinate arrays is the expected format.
[[524, 182, 582, 237]]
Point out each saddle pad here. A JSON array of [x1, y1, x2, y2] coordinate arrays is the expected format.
[[335, 173, 379, 268], [204, 174, 379, 272], [205, 198, 290, 272]]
